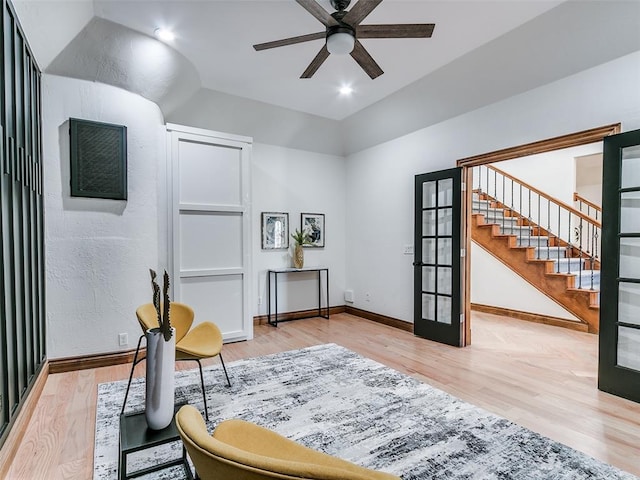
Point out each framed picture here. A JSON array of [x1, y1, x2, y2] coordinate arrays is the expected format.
[[301, 213, 325, 248], [70, 118, 127, 200], [261, 212, 289, 250]]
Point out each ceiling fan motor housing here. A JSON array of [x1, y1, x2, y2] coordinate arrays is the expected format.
[[330, 0, 351, 11]]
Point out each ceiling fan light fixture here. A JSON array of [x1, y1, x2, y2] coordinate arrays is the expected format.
[[326, 26, 355, 55]]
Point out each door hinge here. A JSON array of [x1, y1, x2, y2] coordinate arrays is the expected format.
[[460, 248, 466, 257], [461, 182, 466, 192], [460, 314, 465, 324]]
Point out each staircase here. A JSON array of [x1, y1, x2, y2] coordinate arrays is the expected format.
[[472, 166, 601, 333]]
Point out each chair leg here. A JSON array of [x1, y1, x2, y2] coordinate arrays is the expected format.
[[196, 360, 209, 422], [219, 353, 231, 387], [120, 334, 145, 415]]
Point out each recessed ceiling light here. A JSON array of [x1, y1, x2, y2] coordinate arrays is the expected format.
[[154, 28, 175, 42], [339, 86, 353, 96]]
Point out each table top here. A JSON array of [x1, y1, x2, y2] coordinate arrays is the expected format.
[[120, 405, 184, 451], [268, 266, 328, 273]]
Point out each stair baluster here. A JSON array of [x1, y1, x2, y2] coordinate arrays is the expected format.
[[547, 200, 551, 260], [471, 165, 601, 332]]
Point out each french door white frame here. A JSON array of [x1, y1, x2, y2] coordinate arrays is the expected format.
[[166, 123, 253, 342]]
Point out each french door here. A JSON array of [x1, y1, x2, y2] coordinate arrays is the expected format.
[[414, 168, 463, 346], [599, 128, 640, 402]]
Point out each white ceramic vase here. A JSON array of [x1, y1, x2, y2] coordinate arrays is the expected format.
[[145, 327, 176, 430]]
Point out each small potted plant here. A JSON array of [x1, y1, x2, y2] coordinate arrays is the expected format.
[[291, 228, 311, 269]]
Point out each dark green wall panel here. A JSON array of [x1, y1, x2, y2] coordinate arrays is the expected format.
[[0, 0, 44, 448]]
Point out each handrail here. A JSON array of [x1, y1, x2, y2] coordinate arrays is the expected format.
[[473, 163, 601, 288], [573, 192, 602, 213], [488, 165, 601, 228]]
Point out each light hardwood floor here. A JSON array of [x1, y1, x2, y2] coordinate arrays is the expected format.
[[5, 312, 640, 479]]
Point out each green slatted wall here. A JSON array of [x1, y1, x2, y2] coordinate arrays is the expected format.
[[0, 0, 45, 448]]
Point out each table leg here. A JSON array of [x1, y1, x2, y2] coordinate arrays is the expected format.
[[326, 269, 330, 319], [317, 270, 321, 318], [267, 270, 271, 325], [274, 272, 278, 327]]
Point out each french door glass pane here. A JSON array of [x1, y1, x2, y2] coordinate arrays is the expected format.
[[422, 266, 436, 293], [437, 296, 452, 324], [619, 238, 640, 278], [621, 145, 640, 189], [438, 208, 453, 235], [438, 178, 453, 207], [617, 326, 640, 370], [422, 238, 435, 264], [437, 267, 452, 295], [620, 191, 640, 233], [618, 282, 640, 326], [423, 181, 436, 208], [423, 210, 436, 236], [438, 238, 452, 265], [422, 294, 435, 320]]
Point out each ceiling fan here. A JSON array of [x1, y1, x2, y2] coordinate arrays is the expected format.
[[253, 0, 435, 79]]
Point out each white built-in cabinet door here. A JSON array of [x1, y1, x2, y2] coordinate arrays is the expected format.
[[167, 124, 252, 342]]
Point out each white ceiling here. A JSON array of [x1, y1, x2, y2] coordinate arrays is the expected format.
[[16, 0, 564, 120]]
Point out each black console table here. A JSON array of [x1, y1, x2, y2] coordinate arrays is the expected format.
[[119, 404, 193, 479], [267, 267, 330, 327]]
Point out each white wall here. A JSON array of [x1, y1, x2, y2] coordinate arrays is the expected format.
[[252, 143, 346, 317], [575, 153, 603, 207], [346, 50, 640, 323], [470, 243, 580, 321], [43, 74, 167, 358], [496, 144, 602, 206], [42, 76, 347, 358]]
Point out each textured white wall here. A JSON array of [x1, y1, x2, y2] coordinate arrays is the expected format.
[[43, 74, 167, 358], [345, 51, 640, 324], [251, 143, 346, 317]]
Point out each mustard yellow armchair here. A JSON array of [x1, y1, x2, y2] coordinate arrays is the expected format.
[[175, 405, 401, 480], [121, 303, 231, 421]]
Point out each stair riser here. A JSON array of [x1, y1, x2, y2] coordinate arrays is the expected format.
[[516, 237, 550, 247], [550, 258, 587, 271], [472, 191, 600, 332], [477, 216, 520, 226], [534, 247, 570, 258]]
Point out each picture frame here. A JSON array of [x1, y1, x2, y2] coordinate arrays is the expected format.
[[69, 118, 127, 200], [301, 213, 325, 248], [261, 212, 289, 250]]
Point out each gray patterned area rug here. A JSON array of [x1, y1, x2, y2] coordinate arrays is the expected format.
[[94, 343, 637, 480]]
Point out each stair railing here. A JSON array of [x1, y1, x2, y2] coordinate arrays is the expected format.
[[472, 164, 601, 290], [573, 192, 602, 223]]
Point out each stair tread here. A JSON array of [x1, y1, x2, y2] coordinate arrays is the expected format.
[[472, 189, 601, 325]]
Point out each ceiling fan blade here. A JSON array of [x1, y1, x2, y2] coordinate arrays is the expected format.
[[343, 0, 383, 26], [350, 40, 383, 79], [295, 0, 338, 27], [301, 45, 330, 78], [357, 24, 435, 39], [254, 32, 325, 51]]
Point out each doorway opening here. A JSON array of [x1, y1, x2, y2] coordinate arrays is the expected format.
[[456, 123, 620, 346]]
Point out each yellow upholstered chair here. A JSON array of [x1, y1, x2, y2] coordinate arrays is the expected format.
[[121, 303, 230, 420], [175, 405, 401, 480]]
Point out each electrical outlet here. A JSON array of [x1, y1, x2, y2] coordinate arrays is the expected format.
[[258, 296, 263, 306], [403, 245, 414, 255], [118, 333, 128, 347], [365, 292, 371, 302]]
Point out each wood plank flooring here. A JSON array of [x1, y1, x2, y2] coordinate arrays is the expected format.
[[4, 312, 640, 479]]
